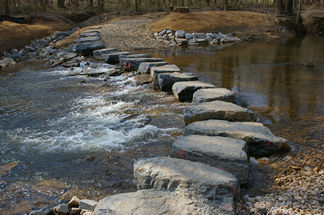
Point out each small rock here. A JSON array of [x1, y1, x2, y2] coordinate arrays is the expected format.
[[80, 199, 98, 211], [67, 196, 80, 208], [53, 204, 69, 215], [175, 30, 185, 38]]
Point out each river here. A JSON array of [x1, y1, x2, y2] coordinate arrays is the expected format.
[[0, 36, 323, 214]]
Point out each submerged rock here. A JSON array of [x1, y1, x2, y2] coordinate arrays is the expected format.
[[171, 135, 249, 185], [184, 119, 289, 157], [184, 100, 254, 125], [172, 81, 215, 102]]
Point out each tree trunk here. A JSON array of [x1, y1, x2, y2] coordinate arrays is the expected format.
[[224, 0, 228, 10], [285, 0, 293, 15], [57, 0, 65, 8], [4, 0, 10, 15], [276, 0, 283, 14]]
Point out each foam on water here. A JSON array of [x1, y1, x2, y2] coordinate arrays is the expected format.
[[4, 93, 175, 153]]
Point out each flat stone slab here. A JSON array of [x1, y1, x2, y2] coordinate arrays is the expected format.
[[71, 41, 105, 56], [155, 72, 198, 92], [184, 100, 254, 125], [94, 190, 235, 215], [134, 157, 239, 202], [79, 31, 99, 37], [74, 36, 100, 43], [137, 62, 168, 74], [121, 57, 163, 71], [150, 64, 180, 77], [172, 81, 216, 102], [93, 48, 118, 59], [171, 135, 248, 185], [120, 54, 150, 59], [104, 51, 131, 64], [193, 88, 236, 104], [184, 120, 289, 158]]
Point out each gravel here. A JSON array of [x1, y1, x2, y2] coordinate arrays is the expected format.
[[99, 19, 167, 51]]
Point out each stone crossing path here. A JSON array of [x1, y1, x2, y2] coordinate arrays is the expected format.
[[67, 33, 290, 214]]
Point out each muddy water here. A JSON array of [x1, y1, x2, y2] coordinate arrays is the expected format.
[[1, 36, 324, 213], [0, 63, 185, 214]]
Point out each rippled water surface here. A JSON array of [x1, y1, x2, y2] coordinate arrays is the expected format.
[[1, 36, 324, 213]]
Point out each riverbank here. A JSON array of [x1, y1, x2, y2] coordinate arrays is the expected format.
[[0, 15, 72, 55]]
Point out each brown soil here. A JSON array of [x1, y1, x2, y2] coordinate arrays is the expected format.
[[0, 16, 71, 54], [150, 11, 279, 39]]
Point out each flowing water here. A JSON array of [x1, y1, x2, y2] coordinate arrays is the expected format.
[[0, 36, 324, 214]]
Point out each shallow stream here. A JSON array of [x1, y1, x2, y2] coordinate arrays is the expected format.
[[0, 36, 323, 214]]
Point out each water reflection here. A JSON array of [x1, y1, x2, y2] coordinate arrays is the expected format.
[[149, 36, 324, 150]]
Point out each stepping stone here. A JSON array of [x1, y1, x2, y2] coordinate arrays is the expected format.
[[172, 81, 215, 102], [150, 64, 180, 78], [71, 41, 105, 56], [89, 26, 102, 30], [80, 31, 99, 37], [184, 100, 254, 125], [137, 62, 168, 74], [120, 54, 150, 59], [184, 120, 289, 158], [170, 135, 248, 185], [193, 88, 235, 104], [94, 189, 235, 215], [74, 36, 100, 43], [155, 72, 198, 92], [93, 48, 118, 59], [134, 157, 239, 202], [104, 51, 131, 64], [121, 58, 163, 71]]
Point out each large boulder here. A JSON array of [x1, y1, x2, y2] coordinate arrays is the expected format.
[[172, 81, 215, 102], [71, 41, 105, 56], [134, 157, 239, 204], [94, 189, 235, 215], [150, 64, 180, 77], [184, 120, 289, 158], [121, 58, 163, 71], [93, 48, 118, 59], [184, 100, 254, 125], [193, 88, 236, 104], [171, 135, 248, 185], [103, 51, 131, 64], [137, 62, 168, 74], [155, 72, 198, 92]]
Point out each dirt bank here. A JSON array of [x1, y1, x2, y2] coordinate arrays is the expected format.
[[0, 15, 72, 55]]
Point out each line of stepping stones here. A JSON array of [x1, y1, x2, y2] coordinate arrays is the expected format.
[[66, 32, 290, 215]]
